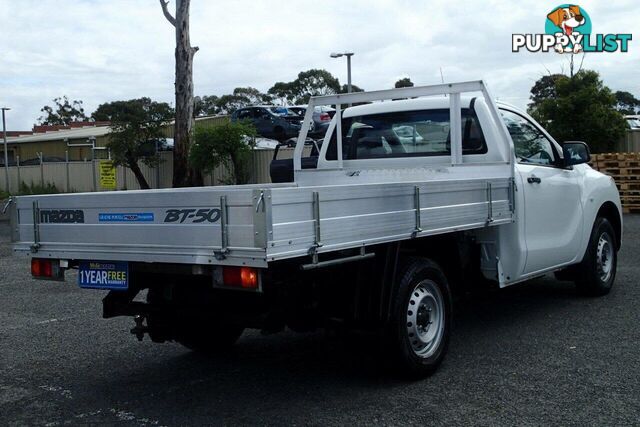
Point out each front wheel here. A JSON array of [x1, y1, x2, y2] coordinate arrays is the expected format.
[[575, 217, 617, 296], [387, 257, 452, 378]]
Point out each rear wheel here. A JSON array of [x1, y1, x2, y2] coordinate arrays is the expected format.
[[574, 217, 617, 296], [387, 257, 452, 378]]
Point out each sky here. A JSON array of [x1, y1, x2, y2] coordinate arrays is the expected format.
[[0, 0, 638, 130]]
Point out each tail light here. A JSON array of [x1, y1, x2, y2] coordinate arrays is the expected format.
[[31, 258, 64, 280], [220, 266, 260, 290], [319, 113, 331, 121]]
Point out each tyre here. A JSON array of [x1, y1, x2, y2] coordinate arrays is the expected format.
[[273, 126, 285, 141], [574, 217, 617, 296], [388, 257, 452, 378]]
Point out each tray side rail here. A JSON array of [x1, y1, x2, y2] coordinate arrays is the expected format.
[[11, 187, 272, 267], [265, 177, 514, 262]]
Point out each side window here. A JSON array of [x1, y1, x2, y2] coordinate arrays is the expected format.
[[326, 108, 486, 160], [500, 110, 556, 165], [236, 109, 251, 120], [255, 108, 271, 120]]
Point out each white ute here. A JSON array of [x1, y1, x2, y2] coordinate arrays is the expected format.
[[8, 81, 622, 377]]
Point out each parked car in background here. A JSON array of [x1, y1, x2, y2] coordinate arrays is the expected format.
[[248, 137, 281, 150], [625, 115, 640, 129], [19, 156, 66, 166], [231, 106, 302, 141], [288, 105, 336, 136]]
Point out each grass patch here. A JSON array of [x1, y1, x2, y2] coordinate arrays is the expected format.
[[18, 182, 61, 195], [1, 182, 66, 201]]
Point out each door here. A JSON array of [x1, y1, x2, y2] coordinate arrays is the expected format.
[[252, 108, 273, 137], [501, 109, 584, 275]]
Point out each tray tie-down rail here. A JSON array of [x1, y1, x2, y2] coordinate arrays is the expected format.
[[31, 200, 41, 253], [302, 190, 375, 270], [307, 191, 323, 262], [214, 195, 230, 260], [412, 186, 423, 238]]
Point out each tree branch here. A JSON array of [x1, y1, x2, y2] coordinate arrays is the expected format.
[[577, 52, 586, 75], [159, 0, 176, 27]]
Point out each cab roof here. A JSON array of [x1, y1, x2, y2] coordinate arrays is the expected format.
[[341, 96, 523, 117]]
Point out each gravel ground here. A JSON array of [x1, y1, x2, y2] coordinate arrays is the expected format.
[[1, 217, 639, 426]]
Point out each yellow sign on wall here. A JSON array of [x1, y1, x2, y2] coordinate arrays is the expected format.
[[99, 160, 117, 190]]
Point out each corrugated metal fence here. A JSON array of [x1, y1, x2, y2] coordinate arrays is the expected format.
[[615, 130, 640, 153], [0, 148, 299, 194]]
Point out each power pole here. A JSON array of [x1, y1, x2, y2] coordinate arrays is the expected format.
[[2, 107, 10, 193]]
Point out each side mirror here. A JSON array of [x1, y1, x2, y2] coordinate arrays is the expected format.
[[562, 141, 591, 167]]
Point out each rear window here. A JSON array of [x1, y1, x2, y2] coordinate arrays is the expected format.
[[235, 109, 252, 120], [269, 107, 296, 116], [326, 108, 486, 160]]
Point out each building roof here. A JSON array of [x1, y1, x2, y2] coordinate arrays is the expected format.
[[4, 115, 228, 145], [5, 125, 111, 144]]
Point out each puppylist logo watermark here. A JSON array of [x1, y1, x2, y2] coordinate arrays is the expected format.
[[512, 4, 632, 54]]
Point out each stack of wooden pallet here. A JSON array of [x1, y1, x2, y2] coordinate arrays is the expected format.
[[590, 152, 640, 214]]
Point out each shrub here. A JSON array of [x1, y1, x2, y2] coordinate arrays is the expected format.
[[18, 181, 61, 195], [190, 121, 257, 185]]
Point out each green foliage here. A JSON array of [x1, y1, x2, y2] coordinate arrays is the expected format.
[[18, 181, 60, 195], [0, 190, 10, 200], [394, 78, 414, 88], [268, 81, 296, 105], [105, 98, 174, 189], [215, 94, 245, 114], [614, 91, 640, 115], [38, 96, 87, 125], [268, 69, 347, 105], [233, 87, 271, 105], [92, 100, 136, 121], [198, 70, 365, 114], [190, 121, 257, 185], [194, 95, 221, 116], [340, 83, 364, 93], [292, 69, 341, 104], [215, 87, 272, 114], [527, 70, 627, 153], [528, 74, 564, 110]]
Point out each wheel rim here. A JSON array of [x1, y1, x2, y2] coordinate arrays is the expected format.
[[405, 279, 445, 358], [596, 232, 614, 283]]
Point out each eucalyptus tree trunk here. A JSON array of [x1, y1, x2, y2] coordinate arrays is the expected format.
[[128, 158, 151, 190], [159, 0, 202, 187]]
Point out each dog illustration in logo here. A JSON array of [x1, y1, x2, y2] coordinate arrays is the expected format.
[[547, 5, 586, 53]]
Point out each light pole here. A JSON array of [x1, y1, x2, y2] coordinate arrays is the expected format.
[[330, 52, 354, 94], [1, 107, 10, 193]]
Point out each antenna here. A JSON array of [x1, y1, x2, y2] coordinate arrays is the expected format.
[[439, 67, 445, 84]]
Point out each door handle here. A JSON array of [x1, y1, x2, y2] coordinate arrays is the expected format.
[[527, 176, 541, 184]]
